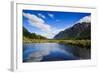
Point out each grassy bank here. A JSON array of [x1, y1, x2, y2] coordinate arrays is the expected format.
[[23, 37, 90, 48], [59, 40, 91, 48]]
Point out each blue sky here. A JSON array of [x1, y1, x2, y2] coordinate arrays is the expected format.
[[23, 10, 91, 39]]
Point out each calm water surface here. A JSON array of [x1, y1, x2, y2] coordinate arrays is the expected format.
[[23, 43, 90, 62]]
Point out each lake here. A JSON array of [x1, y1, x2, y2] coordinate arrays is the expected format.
[[23, 43, 90, 62]]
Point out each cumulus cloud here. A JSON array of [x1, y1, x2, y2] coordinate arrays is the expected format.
[[23, 12, 52, 34], [48, 13, 54, 18], [23, 12, 66, 39], [38, 13, 46, 19], [78, 15, 91, 23]]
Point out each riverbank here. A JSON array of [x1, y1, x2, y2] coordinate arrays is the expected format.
[[59, 40, 91, 48], [23, 37, 90, 48]]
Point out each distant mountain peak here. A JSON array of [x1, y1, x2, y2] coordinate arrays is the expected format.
[[77, 15, 91, 23], [54, 15, 91, 40]]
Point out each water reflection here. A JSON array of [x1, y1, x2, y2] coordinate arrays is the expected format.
[[23, 43, 90, 62]]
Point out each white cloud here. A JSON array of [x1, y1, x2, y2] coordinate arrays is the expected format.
[[38, 13, 46, 19], [23, 12, 52, 34], [48, 13, 54, 18], [23, 12, 66, 39], [78, 15, 91, 23], [23, 13, 44, 23], [52, 28, 65, 35]]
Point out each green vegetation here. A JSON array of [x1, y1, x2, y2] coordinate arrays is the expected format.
[[23, 26, 91, 49], [58, 40, 91, 48], [23, 27, 47, 40], [23, 38, 90, 48]]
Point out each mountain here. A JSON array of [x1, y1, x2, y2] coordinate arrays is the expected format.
[[54, 16, 91, 40], [23, 27, 47, 39]]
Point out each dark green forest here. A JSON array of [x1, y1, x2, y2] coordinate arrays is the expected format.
[[23, 27, 47, 40]]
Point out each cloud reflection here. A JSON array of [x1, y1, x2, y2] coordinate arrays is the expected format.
[[26, 43, 69, 62]]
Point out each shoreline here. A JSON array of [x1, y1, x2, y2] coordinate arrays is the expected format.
[[23, 39, 91, 48]]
